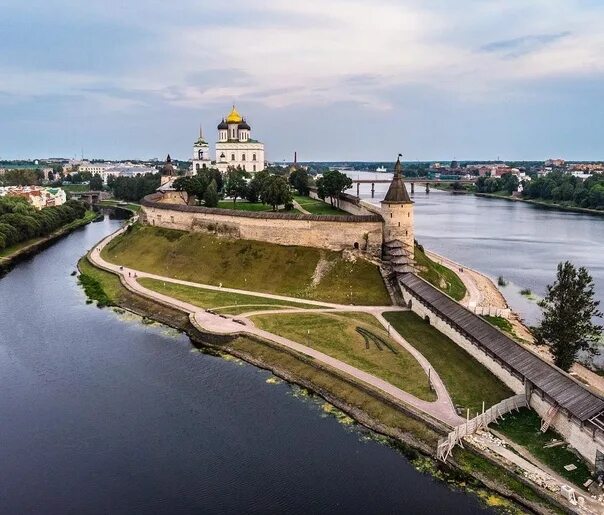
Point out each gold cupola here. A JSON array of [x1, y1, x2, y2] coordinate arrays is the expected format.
[[226, 105, 243, 123]]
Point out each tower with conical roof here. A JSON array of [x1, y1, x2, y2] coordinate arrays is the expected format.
[[381, 154, 414, 263], [192, 126, 211, 172]]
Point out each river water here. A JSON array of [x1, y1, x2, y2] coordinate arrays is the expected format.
[[0, 217, 492, 513], [347, 172, 604, 366]]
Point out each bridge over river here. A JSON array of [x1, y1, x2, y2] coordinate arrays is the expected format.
[[350, 178, 476, 197]]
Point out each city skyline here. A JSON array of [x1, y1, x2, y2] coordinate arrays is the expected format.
[[1, 0, 604, 161]]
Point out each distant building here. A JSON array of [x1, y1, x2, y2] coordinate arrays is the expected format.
[[77, 161, 156, 184], [192, 128, 212, 172], [215, 106, 265, 173], [0, 186, 66, 209], [545, 158, 565, 168]]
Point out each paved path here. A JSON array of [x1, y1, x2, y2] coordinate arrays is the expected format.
[[89, 223, 463, 427], [292, 200, 311, 215], [426, 250, 482, 306]]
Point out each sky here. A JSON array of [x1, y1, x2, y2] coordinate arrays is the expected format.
[[0, 0, 603, 162]]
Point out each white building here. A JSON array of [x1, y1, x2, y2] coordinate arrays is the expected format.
[[215, 106, 265, 173], [192, 128, 212, 172], [0, 186, 66, 209]]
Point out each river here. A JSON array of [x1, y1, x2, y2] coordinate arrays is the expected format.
[[347, 172, 604, 366], [0, 217, 492, 513]]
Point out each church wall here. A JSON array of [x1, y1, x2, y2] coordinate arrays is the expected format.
[[216, 143, 264, 173], [141, 199, 384, 256]]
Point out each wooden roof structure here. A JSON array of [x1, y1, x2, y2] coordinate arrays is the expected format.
[[400, 273, 604, 423]]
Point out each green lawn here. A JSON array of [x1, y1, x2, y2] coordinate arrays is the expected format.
[[217, 200, 301, 213], [62, 184, 90, 192], [383, 311, 512, 413], [138, 277, 317, 314], [494, 408, 592, 488], [293, 194, 349, 215], [250, 312, 436, 401], [98, 200, 141, 213], [482, 315, 514, 335], [414, 246, 467, 301], [78, 256, 125, 304], [101, 225, 391, 305]]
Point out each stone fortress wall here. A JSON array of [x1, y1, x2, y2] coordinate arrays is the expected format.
[[400, 282, 604, 467], [141, 193, 385, 256]]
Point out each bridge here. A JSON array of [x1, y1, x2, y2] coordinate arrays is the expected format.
[[350, 178, 476, 197], [69, 190, 105, 205]]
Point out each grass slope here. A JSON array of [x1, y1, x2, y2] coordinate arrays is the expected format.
[[383, 311, 512, 413], [293, 195, 349, 215], [250, 312, 436, 401], [102, 225, 391, 305], [414, 246, 466, 301], [495, 408, 592, 488], [138, 277, 317, 314]]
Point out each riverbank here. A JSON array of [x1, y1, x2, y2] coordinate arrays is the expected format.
[[78, 251, 567, 514], [450, 188, 604, 217], [0, 210, 100, 273]]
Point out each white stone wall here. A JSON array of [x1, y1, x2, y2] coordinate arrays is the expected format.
[[142, 204, 384, 256], [215, 142, 265, 173], [401, 286, 604, 466], [308, 190, 375, 216]]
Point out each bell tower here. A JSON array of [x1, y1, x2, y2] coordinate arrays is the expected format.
[[192, 126, 211, 172]]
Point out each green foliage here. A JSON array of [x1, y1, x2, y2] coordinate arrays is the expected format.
[[246, 170, 270, 203], [203, 179, 219, 208], [225, 167, 249, 205], [89, 174, 104, 191], [475, 172, 519, 194], [0, 168, 43, 186], [523, 171, 604, 210], [316, 170, 353, 207], [108, 173, 161, 202], [0, 197, 87, 252], [535, 261, 602, 371], [288, 167, 311, 195], [482, 315, 513, 334], [260, 175, 292, 211], [78, 272, 111, 307]]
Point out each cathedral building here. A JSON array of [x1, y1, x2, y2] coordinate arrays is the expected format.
[[214, 106, 265, 173]]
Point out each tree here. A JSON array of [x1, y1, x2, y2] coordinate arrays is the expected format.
[[90, 174, 104, 191], [203, 179, 219, 208], [246, 170, 270, 203], [260, 175, 292, 211], [535, 261, 602, 371], [289, 167, 311, 196], [316, 170, 352, 207], [225, 167, 249, 206]]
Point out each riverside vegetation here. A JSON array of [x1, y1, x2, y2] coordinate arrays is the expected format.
[[80, 227, 568, 511]]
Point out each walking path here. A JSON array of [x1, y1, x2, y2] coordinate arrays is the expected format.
[[89, 223, 463, 427], [292, 200, 311, 215]]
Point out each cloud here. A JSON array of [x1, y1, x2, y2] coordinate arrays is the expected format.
[[480, 32, 572, 57]]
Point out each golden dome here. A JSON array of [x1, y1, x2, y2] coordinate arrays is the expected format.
[[225, 105, 243, 123]]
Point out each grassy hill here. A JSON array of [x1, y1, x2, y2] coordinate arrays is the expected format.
[[102, 225, 391, 305], [414, 246, 466, 301]]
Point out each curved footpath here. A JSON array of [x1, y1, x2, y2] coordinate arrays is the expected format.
[[89, 223, 463, 427]]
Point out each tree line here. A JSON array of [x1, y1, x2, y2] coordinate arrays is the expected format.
[[475, 170, 604, 210], [0, 197, 87, 252], [107, 173, 161, 202]]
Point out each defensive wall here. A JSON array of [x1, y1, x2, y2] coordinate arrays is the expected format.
[[141, 193, 385, 256], [399, 273, 604, 467], [308, 188, 379, 217]]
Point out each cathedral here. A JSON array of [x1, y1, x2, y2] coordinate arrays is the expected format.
[[192, 106, 265, 174]]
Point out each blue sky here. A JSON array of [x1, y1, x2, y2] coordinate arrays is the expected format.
[[1, 0, 603, 161]]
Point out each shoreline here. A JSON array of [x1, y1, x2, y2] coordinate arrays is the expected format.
[[437, 186, 604, 217], [0, 211, 101, 274], [78, 247, 567, 514]]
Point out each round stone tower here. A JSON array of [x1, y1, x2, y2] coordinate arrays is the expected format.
[[381, 155, 414, 267]]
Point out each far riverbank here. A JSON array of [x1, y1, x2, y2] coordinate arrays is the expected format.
[[0, 210, 100, 273]]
